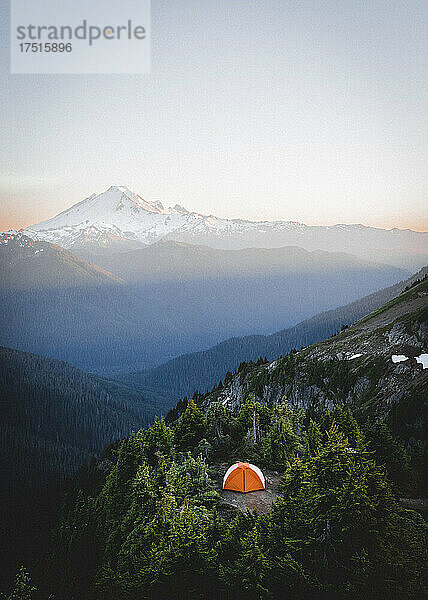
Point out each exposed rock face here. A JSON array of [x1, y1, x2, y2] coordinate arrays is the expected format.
[[388, 322, 422, 350]]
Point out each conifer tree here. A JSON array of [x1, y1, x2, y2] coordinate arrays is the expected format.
[[3, 567, 36, 600]]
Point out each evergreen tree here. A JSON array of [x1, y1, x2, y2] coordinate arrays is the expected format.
[[174, 399, 206, 451], [3, 567, 36, 600], [261, 403, 299, 469], [142, 417, 174, 465]]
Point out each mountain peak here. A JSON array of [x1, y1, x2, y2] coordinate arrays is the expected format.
[[107, 184, 140, 198], [171, 204, 190, 215], [100, 185, 166, 214], [107, 185, 129, 193]]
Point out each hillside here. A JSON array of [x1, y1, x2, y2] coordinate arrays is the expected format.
[[22, 282, 428, 600], [0, 344, 171, 592], [0, 232, 122, 289], [123, 267, 427, 402], [0, 346, 170, 492], [189, 275, 427, 454]]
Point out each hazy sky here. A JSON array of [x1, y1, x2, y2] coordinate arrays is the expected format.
[[1, 0, 427, 231]]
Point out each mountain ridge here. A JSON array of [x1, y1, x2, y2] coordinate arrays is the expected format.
[[0, 231, 408, 373], [123, 267, 427, 402], [0, 232, 123, 289], [80, 239, 406, 283], [15, 185, 428, 270], [194, 275, 427, 437]]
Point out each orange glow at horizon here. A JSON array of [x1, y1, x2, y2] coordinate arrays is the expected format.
[[1, 213, 427, 234]]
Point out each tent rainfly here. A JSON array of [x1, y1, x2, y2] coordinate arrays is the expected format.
[[223, 462, 265, 493]]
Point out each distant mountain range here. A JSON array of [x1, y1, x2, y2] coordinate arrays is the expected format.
[[1, 185, 426, 373], [0, 232, 409, 373], [78, 239, 406, 283], [18, 185, 428, 270]]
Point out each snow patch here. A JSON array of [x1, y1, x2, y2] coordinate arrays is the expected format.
[[391, 355, 409, 363], [415, 354, 428, 369]]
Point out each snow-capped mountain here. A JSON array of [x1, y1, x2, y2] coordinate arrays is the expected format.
[[20, 185, 428, 270], [25, 185, 252, 250]]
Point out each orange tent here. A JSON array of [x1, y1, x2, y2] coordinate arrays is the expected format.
[[223, 462, 265, 493]]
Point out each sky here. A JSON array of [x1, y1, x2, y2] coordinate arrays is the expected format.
[[1, 0, 427, 231]]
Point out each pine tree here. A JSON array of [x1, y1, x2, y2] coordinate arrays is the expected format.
[[142, 417, 174, 465], [261, 403, 299, 469], [4, 566, 36, 600], [174, 399, 206, 450]]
